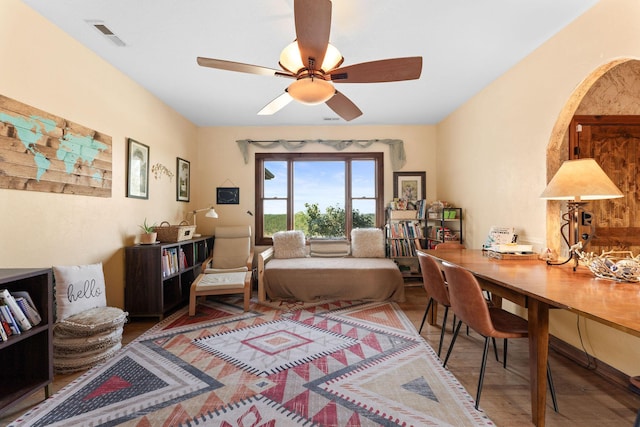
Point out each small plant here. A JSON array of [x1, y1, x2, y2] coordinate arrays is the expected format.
[[139, 218, 156, 234]]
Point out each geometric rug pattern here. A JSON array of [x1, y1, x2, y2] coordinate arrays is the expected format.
[[9, 297, 495, 426]]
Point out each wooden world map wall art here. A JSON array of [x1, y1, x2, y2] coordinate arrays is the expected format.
[[0, 94, 112, 197]]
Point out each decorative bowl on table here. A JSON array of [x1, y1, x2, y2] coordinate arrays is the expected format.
[[576, 250, 640, 282]]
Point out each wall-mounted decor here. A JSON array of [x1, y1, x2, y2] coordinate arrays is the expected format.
[[393, 171, 426, 203], [0, 94, 112, 197], [217, 187, 240, 204], [126, 139, 149, 199], [151, 163, 173, 181], [177, 157, 190, 202]]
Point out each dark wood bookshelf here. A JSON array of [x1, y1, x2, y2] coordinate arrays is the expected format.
[[125, 236, 213, 319], [0, 268, 53, 415]]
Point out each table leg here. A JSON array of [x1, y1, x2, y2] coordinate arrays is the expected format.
[[528, 299, 549, 427]]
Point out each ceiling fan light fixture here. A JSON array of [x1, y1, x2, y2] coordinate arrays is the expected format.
[[279, 41, 304, 73], [288, 77, 335, 105], [279, 41, 343, 73], [321, 44, 343, 72]]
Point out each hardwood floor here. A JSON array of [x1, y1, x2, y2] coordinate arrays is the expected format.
[[2, 286, 639, 426]]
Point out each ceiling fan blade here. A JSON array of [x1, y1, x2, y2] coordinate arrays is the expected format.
[[294, 0, 331, 69], [257, 92, 294, 115], [329, 57, 423, 83], [326, 91, 362, 122], [197, 57, 294, 78]]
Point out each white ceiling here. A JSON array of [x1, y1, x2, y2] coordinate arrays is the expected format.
[[22, 0, 598, 127]]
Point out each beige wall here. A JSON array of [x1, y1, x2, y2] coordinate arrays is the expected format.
[[436, 0, 640, 374], [0, 0, 199, 307]]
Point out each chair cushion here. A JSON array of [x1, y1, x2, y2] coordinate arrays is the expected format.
[[195, 272, 248, 290], [212, 226, 252, 269], [53, 263, 107, 321], [273, 230, 307, 259], [351, 228, 385, 258]]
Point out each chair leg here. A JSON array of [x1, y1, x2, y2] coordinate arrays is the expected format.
[[475, 337, 491, 410], [443, 320, 463, 368], [189, 292, 197, 316], [503, 338, 508, 368], [547, 362, 559, 413], [418, 298, 433, 333], [437, 306, 449, 357], [491, 337, 499, 362]]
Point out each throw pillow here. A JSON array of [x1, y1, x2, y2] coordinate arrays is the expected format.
[[351, 228, 385, 258], [53, 263, 107, 321], [272, 230, 307, 258]]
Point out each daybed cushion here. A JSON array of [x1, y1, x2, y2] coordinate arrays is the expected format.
[[263, 257, 405, 302], [53, 263, 107, 321], [351, 228, 385, 258], [273, 230, 307, 259], [309, 239, 350, 257]]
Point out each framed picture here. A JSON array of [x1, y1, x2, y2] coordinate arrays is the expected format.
[[393, 171, 426, 202], [176, 157, 190, 202], [126, 138, 149, 199], [217, 187, 240, 204]]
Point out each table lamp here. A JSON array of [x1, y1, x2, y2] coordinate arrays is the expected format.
[[191, 206, 219, 237], [540, 158, 623, 268]]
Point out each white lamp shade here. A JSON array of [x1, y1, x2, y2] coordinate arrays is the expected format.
[[540, 158, 624, 201], [205, 208, 219, 218], [279, 41, 343, 73], [287, 78, 335, 105]]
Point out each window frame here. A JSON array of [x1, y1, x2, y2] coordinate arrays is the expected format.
[[254, 152, 384, 245]]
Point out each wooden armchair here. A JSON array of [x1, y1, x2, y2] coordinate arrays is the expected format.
[[189, 226, 253, 315]]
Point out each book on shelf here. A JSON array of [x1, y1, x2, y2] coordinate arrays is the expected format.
[[13, 291, 42, 326], [0, 314, 7, 341], [0, 289, 32, 332], [162, 248, 180, 277], [0, 304, 21, 335], [0, 308, 12, 338]]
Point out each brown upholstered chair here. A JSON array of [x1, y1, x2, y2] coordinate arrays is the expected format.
[[441, 261, 558, 412], [189, 226, 253, 315], [416, 250, 453, 357]]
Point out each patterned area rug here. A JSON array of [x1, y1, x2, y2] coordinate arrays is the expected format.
[[10, 298, 495, 426]]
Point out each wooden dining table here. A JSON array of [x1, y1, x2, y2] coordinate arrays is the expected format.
[[423, 249, 640, 427]]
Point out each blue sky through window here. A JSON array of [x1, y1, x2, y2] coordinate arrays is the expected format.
[[264, 160, 375, 214]]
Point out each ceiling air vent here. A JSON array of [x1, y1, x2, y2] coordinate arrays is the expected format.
[[86, 20, 126, 47]]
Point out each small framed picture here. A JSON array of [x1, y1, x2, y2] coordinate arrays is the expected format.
[[393, 171, 426, 202], [126, 138, 149, 199], [177, 157, 190, 202], [216, 187, 240, 204]]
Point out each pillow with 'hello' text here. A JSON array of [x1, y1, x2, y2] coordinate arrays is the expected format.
[[53, 263, 107, 321]]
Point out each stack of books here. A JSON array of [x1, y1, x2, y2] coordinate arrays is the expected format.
[[0, 289, 42, 342]]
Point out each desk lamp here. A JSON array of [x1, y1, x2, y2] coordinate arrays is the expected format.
[[540, 158, 623, 268], [191, 206, 219, 237]]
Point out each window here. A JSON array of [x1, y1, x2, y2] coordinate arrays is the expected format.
[[255, 152, 384, 245]]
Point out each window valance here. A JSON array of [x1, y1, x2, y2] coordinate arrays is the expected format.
[[236, 139, 406, 171]]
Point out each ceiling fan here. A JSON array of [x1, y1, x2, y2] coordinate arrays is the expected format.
[[197, 0, 422, 121]]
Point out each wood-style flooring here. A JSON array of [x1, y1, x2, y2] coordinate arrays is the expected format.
[[2, 286, 639, 426]]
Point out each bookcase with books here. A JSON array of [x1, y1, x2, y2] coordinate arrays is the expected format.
[[125, 235, 213, 319], [385, 201, 428, 280], [0, 268, 52, 415], [425, 207, 463, 249]]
